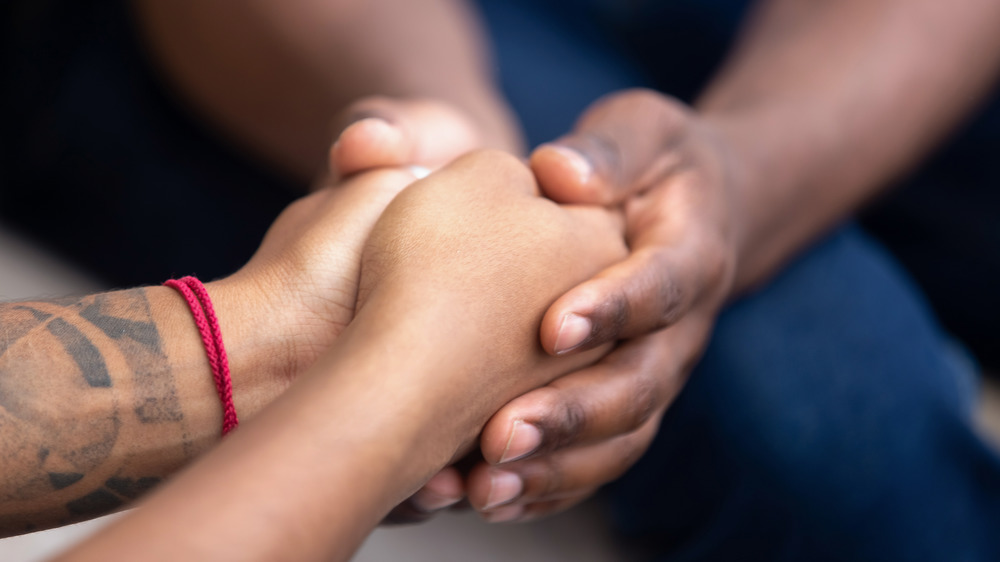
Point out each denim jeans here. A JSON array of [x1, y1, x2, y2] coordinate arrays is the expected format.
[[609, 226, 1000, 561], [476, 0, 1000, 559]]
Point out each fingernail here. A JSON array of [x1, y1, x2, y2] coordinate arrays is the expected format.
[[484, 504, 525, 524], [553, 313, 592, 355], [484, 470, 523, 509], [500, 420, 543, 463], [411, 487, 463, 512], [546, 145, 592, 185]]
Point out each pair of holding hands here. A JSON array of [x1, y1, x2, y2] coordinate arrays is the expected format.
[[247, 89, 740, 523]]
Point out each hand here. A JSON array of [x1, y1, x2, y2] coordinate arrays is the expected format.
[[225, 158, 419, 383], [353, 149, 628, 454], [463, 89, 741, 521], [52, 151, 625, 562], [322, 96, 505, 522]]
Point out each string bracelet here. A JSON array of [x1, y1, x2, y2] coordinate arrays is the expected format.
[[164, 276, 238, 436]]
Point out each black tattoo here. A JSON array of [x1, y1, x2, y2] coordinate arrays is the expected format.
[[80, 291, 182, 423], [0, 299, 120, 507], [0, 289, 187, 531], [65, 489, 123, 516], [48, 472, 84, 490], [45, 318, 112, 388], [64, 474, 163, 519], [105, 476, 161, 500], [80, 294, 163, 353], [34, 296, 87, 307], [14, 306, 51, 322]]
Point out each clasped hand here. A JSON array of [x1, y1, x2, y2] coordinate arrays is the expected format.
[[328, 91, 741, 523]]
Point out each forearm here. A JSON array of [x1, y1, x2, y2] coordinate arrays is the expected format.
[[55, 150, 625, 562], [57, 272, 615, 562], [55, 309, 477, 562], [698, 0, 1000, 291], [133, 0, 522, 180], [0, 281, 288, 536]]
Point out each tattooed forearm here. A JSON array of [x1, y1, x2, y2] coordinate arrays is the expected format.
[[80, 292, 183, 423], [0, 289, 196, 537]]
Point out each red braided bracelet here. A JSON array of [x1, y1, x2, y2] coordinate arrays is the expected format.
[[164, 276, 238, 436]]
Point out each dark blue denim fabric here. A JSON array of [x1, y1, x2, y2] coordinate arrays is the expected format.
[[609, 227, 1000, 561], [476, 0, 1000, 559]]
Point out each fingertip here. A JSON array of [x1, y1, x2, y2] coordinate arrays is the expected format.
[[551, 313, 593, 356], [543, 272, 637, 354], [498, 420, 543, 464], [331, 118, 409, 176], [530, 144, 598, 203], [410, 468, 465, 512]]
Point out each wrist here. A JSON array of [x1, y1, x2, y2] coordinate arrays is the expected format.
[[203, 275, 297, 420], [699, 109, 799, 293]]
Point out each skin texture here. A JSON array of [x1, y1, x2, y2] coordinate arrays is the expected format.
[[324, 0, 1000, 522], [0, 164, 419, 537], [52, 151, 626, 562]]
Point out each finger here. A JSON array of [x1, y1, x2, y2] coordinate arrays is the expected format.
[[481, 491, 597, 524], [480, 331, 679, 465], [330, 97, 479, 177], [381, 466, 465, 525], [539, 241, 701, 355], [308, 168, 419, 247], [469, 414, 662, 514], [409, 466, 466, 512], [273, 168, 417, 263], [530, 88, 689, 205]]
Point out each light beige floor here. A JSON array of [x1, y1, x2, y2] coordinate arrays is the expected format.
[[0, 225, 998, 561]]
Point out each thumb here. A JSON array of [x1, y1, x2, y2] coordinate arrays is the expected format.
[[330, 96, 480, 177], [530, 89, 690, 205]]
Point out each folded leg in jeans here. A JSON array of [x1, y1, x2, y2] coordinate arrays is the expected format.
[[611, 226, 1000, 561]]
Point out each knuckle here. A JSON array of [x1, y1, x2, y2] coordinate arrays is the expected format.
[[453, 149, 534, 187], [461, 148, 526, 170], [551, 398, 588, 450], [524, 388, 586, 452], [592, 282, 630, 341]]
